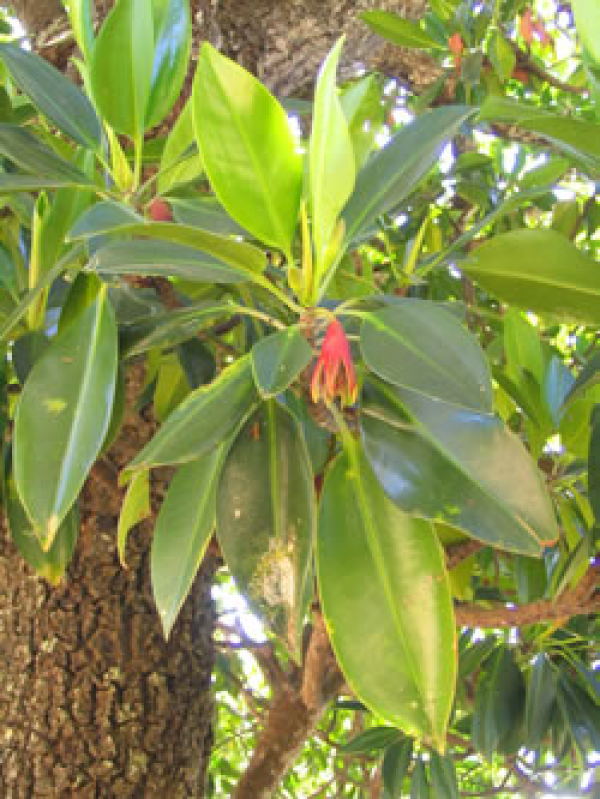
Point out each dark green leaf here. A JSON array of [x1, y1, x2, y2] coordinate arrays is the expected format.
[[429, 752, 459, 799], [410, 761, 429, 799], [556, 671, 600, 755], [216, 403, 316, 661], [524, 654, 558, 750], [13, 288, 117, 548], [0, 42, 101, 149], [169, 197, 245, 237], [563, 350, 600, 406], [125, 355, 258, 473], [383, 738, 413, 797], [360, 301, 492, 411], [362, 379, 558, 555], [251, 327, 313, 398], [339, 726, 401, 754], [152, 445, 226, 638], [0, 125, 91, 183]]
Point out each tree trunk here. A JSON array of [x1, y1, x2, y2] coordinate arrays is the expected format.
[[0, 370, 216, 797]]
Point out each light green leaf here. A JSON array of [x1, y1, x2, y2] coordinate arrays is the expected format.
[[487, 31, 516, 83], [151, 445, 225, 638], [216, 403, 316, 661], [340, 74, 384, 171], [343, 106, 473, 243], [193, 43, 302, 254], [157, 101, 203, 194], [572, 0, 600, 65], [117, 469, 151, 566], [361, 11, 445, 50], [90, 0, 154, 137], [317, 443, 456, 747], [360, 301, 493, 411], [66, 0, 95, 61], [125, 355, 258, 474], [0, 42, 101, 149], [310, 38, 355, 275], [14, 288, 117, 548], [362, 379, 558, 555], [251, 326, 313, 398], [462, 229, 600, 325]]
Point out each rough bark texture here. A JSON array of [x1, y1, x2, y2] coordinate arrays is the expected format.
[[0, 370, 216, 798]]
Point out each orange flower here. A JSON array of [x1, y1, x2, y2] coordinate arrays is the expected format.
[[449, 32, 464, 68], [310, 319, 357, 408]]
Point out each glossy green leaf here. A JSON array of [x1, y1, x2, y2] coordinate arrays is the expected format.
[[126, 355, 258, 473], [362, 379, 558, 555], [362, 11, 445, 50], [383, 738, 413, 797], [343, 106, 473, 243], [429, 752, 459, 799], [177, 339, 216, 390], [251, 327, 313, 398], [90, 0, 154, 137], [0, 42, 101, 149], [12, 331, 49, 386], [0, 175, 92, 192], [169, 197, 246, 237], [572, 0, 600, 64], [157, 101, 203, 193], [589, 405, 600, 522], [503, 309, 544, 385], [14, 289, 117, 548], [309, 38, 355, 274], [360, 301, 492, 411], [317, 443, 456, 747], [66, 0, 95, 61], [145, 0, 191, 129], [216, 403, 316, 660], [69, 200, 144, 239], [193, 43, 302, 254], [472, 646, 525, 758], [0, 125, 92, 183], [6, 469, 78, 585], [80, 220, 266, 276], [89, 240, 252, 285], [556, 671, 600, 755], [152, 445, 225, 638], [339, 727, 401, 754], [487, 31, 516, 83], [120, 302, 232, 359], [524, 654, 558, 750], [340, 74, 384, 171], [117, 469, 151, 566], [463, 229, 600, 325]]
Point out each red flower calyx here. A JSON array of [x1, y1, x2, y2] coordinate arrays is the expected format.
[[310, 319, 357, 408]]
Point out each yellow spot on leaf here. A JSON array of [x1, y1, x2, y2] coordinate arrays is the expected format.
[[44, 398, 67, 413]]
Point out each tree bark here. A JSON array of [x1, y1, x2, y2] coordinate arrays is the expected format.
[[0, 371, 216, 798]]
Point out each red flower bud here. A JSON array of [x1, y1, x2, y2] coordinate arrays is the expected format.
[[520, 9, 535, 44], [149, 198, 173, 222], [310, 319, 357, 408], [449, 32, 464, 68]]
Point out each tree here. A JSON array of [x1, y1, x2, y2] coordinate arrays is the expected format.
[[0, 1, 598, 797]]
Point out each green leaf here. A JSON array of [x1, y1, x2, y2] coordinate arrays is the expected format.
[[145, 0, 191, 129], [157, 101, 203, 193], [487, 31, 516, 83], [0, 42, 101, 149], [126, 355, 258, 473], [339, 727, 401, 754], [429, 752, 459, 799], [251, 326, 313, 398], [360, 301, 492, 411], [556, 671, 600, 755], [463, 229, 600, 325], [89, 240, 252, 285], [472, 646, 525, 758], [152, 445, 225, 638], [90, 0, 154, 137], [0, 125, 92, 183], [361, 11, 445, 50], [120, 301, 232, 359], [317, 444, 456, 747], [169, 197, 246, 237], [343, 106, 473, 243], [117, 469, 151, 566], [13, 288, 117, 548], [524, 654, 558, 750], [69, 200, 145, 239], [5, 468, 78, 585], [216, 403, 316, 661], [192, 43, 302, 255], [66, 0, 95, 61], [0, 175, 92, 192], [79, 220, 266, 276], [503, 309, 544, 386], [589, 405, 600, 522], [309, 38, 355, 275], [340, 74, 384, 172], [361, 379, 558, 555], [410, 761, 429, 799], [382, 738, 413, 797], [572, 0, 600, 65]]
